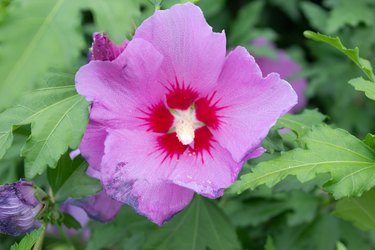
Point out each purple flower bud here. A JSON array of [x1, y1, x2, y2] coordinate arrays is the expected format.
[[0, 181, 43, 236], [88, 32, 128, 62]]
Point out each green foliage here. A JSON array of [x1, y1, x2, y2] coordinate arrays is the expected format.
[[230, 125, 375, 199], [143, 196, 241, 250], [333, 188, 375, 231], [349, 77, 375, 101], [0, 0, 84, 109], [304, 31, 374, 82], [10, 226, 45, 250], [81, 0, 141, 43], [300, 2, 328, 32], [62, 213, 82, 230], [0, 71, 89, 178], [277, 109, 327, 137], [87, 206, 156, 250], [326, 0, 374, 33], [50, 156, 101, 202], [264, 236, 276, 250]]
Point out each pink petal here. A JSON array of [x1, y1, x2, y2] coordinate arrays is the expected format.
[[75, 38, 165, 131], [102, 128, 240, 203], [101, 129, 194, 224], [74, 191, 122, 222], [134, 3, 226, 95], [79, 121, 106, 175], [212, 47, 297, 162], [252, 38, 307, 113]]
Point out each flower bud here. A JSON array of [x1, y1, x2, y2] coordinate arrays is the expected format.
[[0, 180, 43, 236]]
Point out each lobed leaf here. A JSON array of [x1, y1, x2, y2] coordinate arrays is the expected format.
[[349, 77, 375, 101], [304, 31, 375, 82], [0, 71, 89, 178], [230, 125, 375, 199]]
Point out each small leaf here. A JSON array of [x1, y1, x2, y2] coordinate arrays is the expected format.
[[10, 226, 45, 250], [143, 196, 241, 250], [333, 188, 375, 231], [277, 109, 326, 137], [303, 31, 375, 82], [230, 125, 375, 199], [54, 160, 101, 202], [62, 212, 81, 229], [349, 77, 375, 101]]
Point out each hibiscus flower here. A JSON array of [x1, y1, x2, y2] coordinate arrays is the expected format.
[[76, 3, 297, 224]]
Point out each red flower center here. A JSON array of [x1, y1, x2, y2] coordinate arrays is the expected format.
[[140, 81, 223, 161]]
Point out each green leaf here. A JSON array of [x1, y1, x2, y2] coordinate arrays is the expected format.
[[54, 160, 101, 202], [0, 134, 26, 183], [87, 206, 156, 250], [303, 31, 375, 82], [47, 153, 84, 194], [0, 0, 84, 109], [349, 77, 375, 101], [230, 125, 375, 199], [300, 2, 328, 32], [265, 236, 276, 250], [62, 212, 81, 229], [336, 242, 348, 250], [333, 188, 375, 231], [228, 0, 264, 46], [326, 0, 374, 33], [10, 226, 45, 250], [277, 109, 327, 137], [144, 196, 241, 250], [81, 0, 141, 43], [0, 71, 89, 178], [363, 133, 375, 150]]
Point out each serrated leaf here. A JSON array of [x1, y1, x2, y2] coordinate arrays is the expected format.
[[0, 71, 89, 178], [333, 188, 375, 231], [349, 77, 375, 101], [304, 31, 375, 82], [326, 0, 374, 33], [277, 109, 327, 137], [143, 196, 241, 250], [54, 160, 101, 202], [10, 226, 45, 250], [230, 125, 375, 199], [0, 0, 84, 109], [81, 0, 141, 43]]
